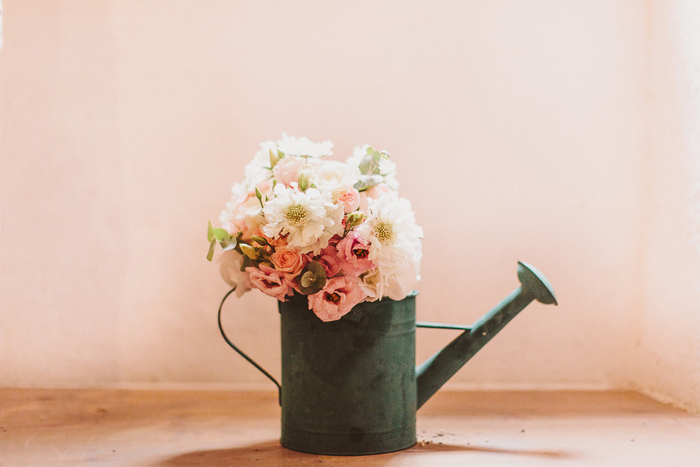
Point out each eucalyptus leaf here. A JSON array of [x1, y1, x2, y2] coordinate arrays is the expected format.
[[212, 228, 230, 242], [207, 221, 215, 242], [207, 238, 217, 261], [298, 261, 327, 295], [359, 155, 372, 175], [222, 242, 238, 252]]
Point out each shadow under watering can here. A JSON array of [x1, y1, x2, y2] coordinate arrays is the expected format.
[[218, 261, 557, 455]]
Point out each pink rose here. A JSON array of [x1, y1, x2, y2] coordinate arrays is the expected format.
[[270, 247, 308, 280], [308, 276, 366, 322], [336, 231, 374, 276], [273, 156, 306, 186], [313, 246, 342, 278], [246, 264, 292, 301], [338, 188, 361, 213]]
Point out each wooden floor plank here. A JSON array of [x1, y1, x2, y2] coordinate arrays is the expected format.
[[1, 389, 698, 466]]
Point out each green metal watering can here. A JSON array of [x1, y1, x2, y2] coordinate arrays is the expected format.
[[218, 261, 557, 455]]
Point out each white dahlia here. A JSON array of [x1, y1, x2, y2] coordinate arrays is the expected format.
[[262, 184, 344, 254]]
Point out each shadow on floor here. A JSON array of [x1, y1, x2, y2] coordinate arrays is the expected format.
[[156, 439, 575, 466]]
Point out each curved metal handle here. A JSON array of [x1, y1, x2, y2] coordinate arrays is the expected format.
[[218, 287, 282, 405]]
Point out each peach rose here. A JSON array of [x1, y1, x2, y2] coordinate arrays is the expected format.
[[270, 247, 308, 280]]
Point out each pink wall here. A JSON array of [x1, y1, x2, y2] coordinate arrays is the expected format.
[[2, 1, 695, 411]]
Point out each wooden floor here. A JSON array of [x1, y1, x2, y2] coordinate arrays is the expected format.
[[1, 388, 698, 466]]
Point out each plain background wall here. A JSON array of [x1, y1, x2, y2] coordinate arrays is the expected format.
[[0, 1, 696, 411]]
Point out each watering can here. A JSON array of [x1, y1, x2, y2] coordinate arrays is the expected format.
[[218, 261, 557, 455]]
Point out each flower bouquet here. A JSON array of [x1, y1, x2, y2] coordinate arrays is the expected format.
[[207, 134, 422, 322]]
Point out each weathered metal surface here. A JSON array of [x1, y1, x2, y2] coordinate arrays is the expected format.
[[278, 293, 418, 455], [415, 262, 558, 409]]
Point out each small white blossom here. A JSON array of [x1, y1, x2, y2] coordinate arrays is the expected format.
[[244, 141, 277, 189], [277, 133, 333, 158]]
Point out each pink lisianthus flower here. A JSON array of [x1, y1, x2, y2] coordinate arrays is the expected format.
[[313, 246, 342, 278], [270, 247, 309, 281], [308, 276, 366, 322], [336, 231, 374, 277], [246, 264, 292, 301], [338, 188, 361, 213]]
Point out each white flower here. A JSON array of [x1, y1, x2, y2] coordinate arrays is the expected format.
[[358, 194, 422, 300], [262, 184, 344, 254], [347, 144, 399, 191], [219, 250, 253, 297], [359, 262, 421, 301], [358, 268, 385, 302], [219, 181, 248, 232], [311, 160, 361, 200], [244, 141, 277, 189], [277, 133, 333, 158]]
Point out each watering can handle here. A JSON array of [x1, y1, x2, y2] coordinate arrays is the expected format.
[[218, 287, 282, 405]]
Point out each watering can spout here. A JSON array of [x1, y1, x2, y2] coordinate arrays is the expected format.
[[415, 262, 557, 409]]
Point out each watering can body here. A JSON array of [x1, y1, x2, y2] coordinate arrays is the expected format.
[[279, 293, 418, 455], [218, 261, 557, 456]]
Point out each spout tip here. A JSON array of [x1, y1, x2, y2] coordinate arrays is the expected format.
[[517, 262, 558, 305]]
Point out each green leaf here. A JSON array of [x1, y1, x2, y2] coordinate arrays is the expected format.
[[221, 242, 237, 252], [207, 221, 215, 242], [207, 238, 217, 261], [298, 261, 327, 295], [366, 146, 374, 155], [359, 155, 372, 175], [212, 228, 230, 242]]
